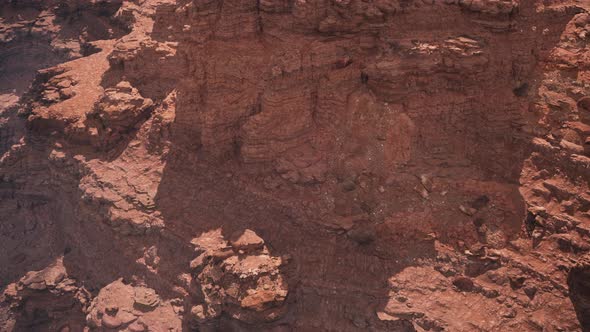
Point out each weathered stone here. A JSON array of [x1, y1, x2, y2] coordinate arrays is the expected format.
[[229, 229, 265, 252]]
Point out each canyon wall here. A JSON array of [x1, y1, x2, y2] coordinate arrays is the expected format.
[[1, 0, 590, 331]]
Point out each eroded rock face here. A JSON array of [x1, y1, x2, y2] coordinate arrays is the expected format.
[[85, 280, 182, 331], [86, 81, 154, 149], [381, 245, 582, 331], [189, 229, 288, 326], [1, 0, 590, 331], [2, 258, 89, 331]]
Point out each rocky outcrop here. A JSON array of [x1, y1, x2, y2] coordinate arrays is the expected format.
[[85, 280, 182, 331], [189, 229, 289, 327], [2, 258, 90, 331], [380, 243, 582, 331], [86, 81, 154, 149]]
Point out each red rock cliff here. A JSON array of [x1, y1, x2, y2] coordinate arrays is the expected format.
[[1, 0, 590, 331]]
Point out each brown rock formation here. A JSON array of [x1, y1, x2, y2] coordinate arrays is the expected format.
[[1, 0, 590, 331], [189, 229, 288, 327]]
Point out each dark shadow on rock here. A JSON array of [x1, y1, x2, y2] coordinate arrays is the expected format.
[[155, 149, 430, 331], [568, 262, 590, 332]]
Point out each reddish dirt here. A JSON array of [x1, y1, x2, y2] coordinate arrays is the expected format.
[[1, 0, 590, 331]]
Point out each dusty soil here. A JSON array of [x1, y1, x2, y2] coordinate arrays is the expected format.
[[1, 0, 590, 331]]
